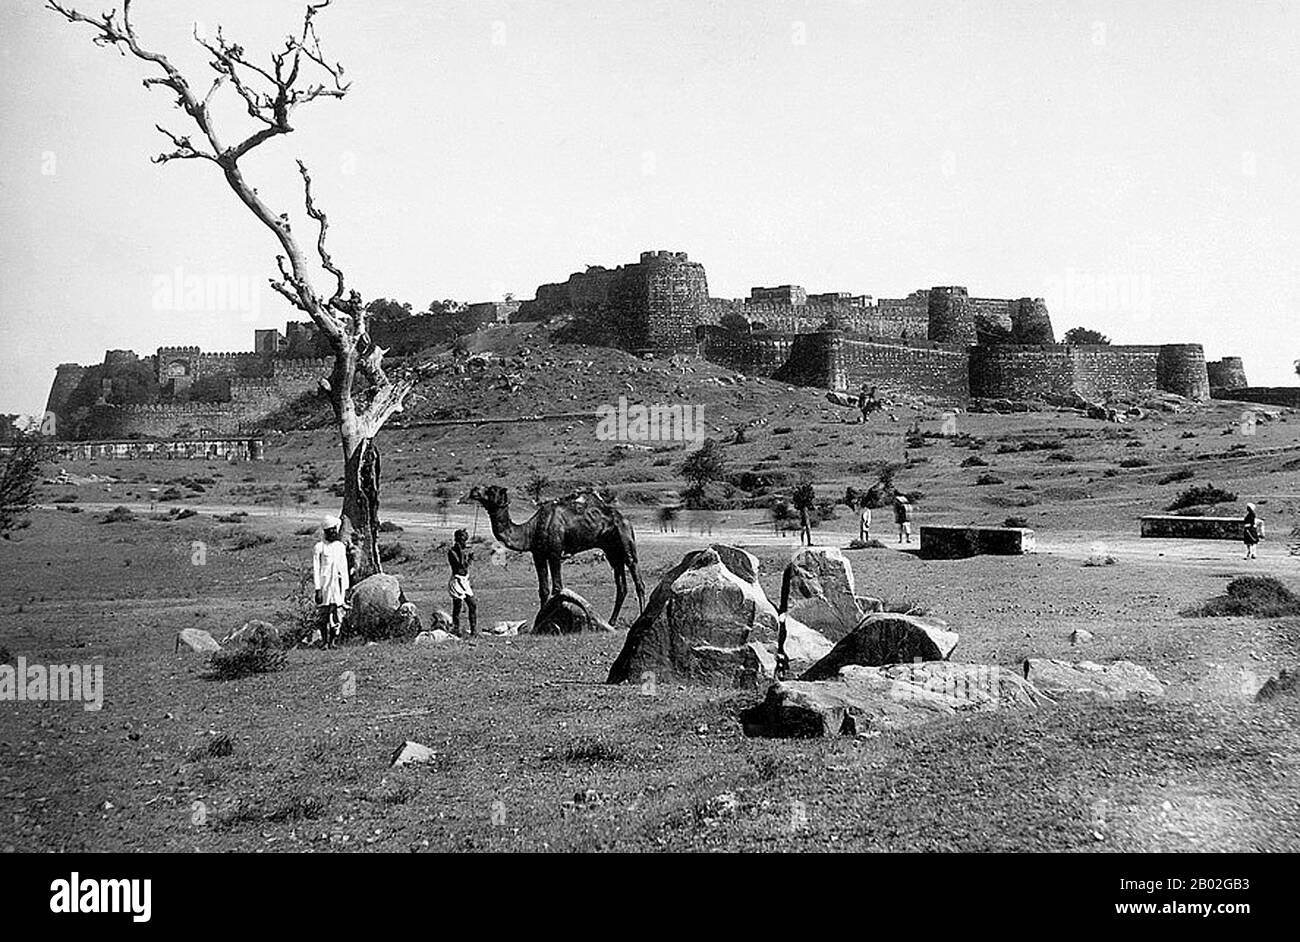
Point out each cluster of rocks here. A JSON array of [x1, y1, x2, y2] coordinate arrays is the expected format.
[[603, 542, 1167, 739]]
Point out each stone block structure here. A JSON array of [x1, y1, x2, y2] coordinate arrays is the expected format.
[[1140, 515, 1244, 541]]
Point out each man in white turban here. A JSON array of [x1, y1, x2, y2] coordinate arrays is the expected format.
[[313, 515, 350, 647]]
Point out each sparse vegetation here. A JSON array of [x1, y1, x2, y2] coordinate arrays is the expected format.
[[1188, 576, 1300, 618], [206, 644, 289, 680], [1167, 484, 1237, 512], [101, 505, 135, 524]]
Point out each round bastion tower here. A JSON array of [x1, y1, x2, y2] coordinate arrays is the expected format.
[[927, 286, 977, 345], [1156, 344, 1211, 401], [1206, 357, 1248, 392], [1010, 298, 1055, 344]]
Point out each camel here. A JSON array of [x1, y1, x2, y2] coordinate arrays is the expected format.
[[462, 485, 647, 624]]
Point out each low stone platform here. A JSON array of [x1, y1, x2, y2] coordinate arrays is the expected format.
[[1139, 515, 1244, 541], [919, 526, 1035, 559]]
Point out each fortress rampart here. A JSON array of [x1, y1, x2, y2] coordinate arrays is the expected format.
[[772, 331, 971, 402], [1212, 387, 1300, 409]]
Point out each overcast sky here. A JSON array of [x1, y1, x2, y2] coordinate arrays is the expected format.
[[1, 0, 1297, 416]]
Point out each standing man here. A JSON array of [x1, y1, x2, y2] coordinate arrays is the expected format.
[[448, 528, 478, 637], [894, 494, 913, 544], [313, 515, 350, 649], [858, 500, 872, 543]]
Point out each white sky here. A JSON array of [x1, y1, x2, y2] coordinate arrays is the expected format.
[[2, 0, 1297, 416]]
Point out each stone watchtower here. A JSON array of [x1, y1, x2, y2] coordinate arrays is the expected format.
[[927, 286, 977, 345], [611, 250, 710, 354], [1206, 357, 1248, 392], [1010, 298, 1055, 344]]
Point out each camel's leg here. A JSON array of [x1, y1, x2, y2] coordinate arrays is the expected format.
[[626, 551, 646, 614], [533, 554, 551, 610], [609, 557, 628, 626], [547, 556, 564, 598]]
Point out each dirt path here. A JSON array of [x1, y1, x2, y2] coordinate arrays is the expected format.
[[54, 500, 1294, 576]]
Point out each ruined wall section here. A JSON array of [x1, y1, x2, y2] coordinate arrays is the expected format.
[[771, 331, 969, 402], [1213, 387, 1300, 409], [696, 326, 795, 376]]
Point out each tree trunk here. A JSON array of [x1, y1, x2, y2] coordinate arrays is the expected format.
[[342, 433, 383, 581]]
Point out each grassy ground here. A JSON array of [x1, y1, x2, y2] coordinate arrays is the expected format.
[[3, 325, 1300, 852]]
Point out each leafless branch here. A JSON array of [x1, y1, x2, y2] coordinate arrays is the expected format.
[[297, 160, 346, 307]]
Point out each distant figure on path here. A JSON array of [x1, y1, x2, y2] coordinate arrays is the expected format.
[[448, 528, 478, 636], [894, 495, 913, 544], [858, 501, 872, 543], [798, 504, 812, 545], [313, 515, 350, 649], [858, 384, 878, 423], [1243, 503, 1262, 560], [657, 504, 678, 533]]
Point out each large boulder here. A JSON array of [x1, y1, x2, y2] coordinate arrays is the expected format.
[[531, 589, 614, 635], [1023, 658, 1164, 700], [742, 663, 1048, 738], [347, 574, 420, 641], [780, 547, 868, 641], [800, 613, 959, 681], [606, 546, 779, 688]]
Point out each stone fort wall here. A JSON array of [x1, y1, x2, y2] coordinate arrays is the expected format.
[[71, 356, 330, 439], [712, 328, 1211, 404]]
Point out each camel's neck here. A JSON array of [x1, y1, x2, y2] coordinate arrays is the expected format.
[[482, 502, 532, 551]]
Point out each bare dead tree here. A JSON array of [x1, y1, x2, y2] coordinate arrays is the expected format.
[[50, 0, 412, 578]]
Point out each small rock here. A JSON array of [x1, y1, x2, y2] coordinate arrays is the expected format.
[[175, 628, 220, 654], [1070, 628, 1094, 645], [390, 741, 435, 767]]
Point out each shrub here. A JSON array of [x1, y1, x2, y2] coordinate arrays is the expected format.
[[379, 520, 404, 533], [847, 538, 889, 550], [1167, 484, 1237, 512], [214, 512, 248, 523], [101, 506, 135, 524], [975, 473, 1004, 486], [379, 541, 411, 563], [960, 455, 989, 467], [1044, 452, 1076, 462], [1118, 458, 1150, 468], [1189, 576, 1300, 618], [294, 525, 317, 536], [1158, 469, 1195, 485], [560, 737, 625, 763], [187, 733, 235, 761], [158, 486, 185, 501], [227, 528, 274, 551], [1003, 516, 1029, 528], [207, 645, 288, 680]]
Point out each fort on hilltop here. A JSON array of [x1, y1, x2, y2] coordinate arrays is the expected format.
[[519, 250, 1230, 405], [45, 249, 1263, 440]]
